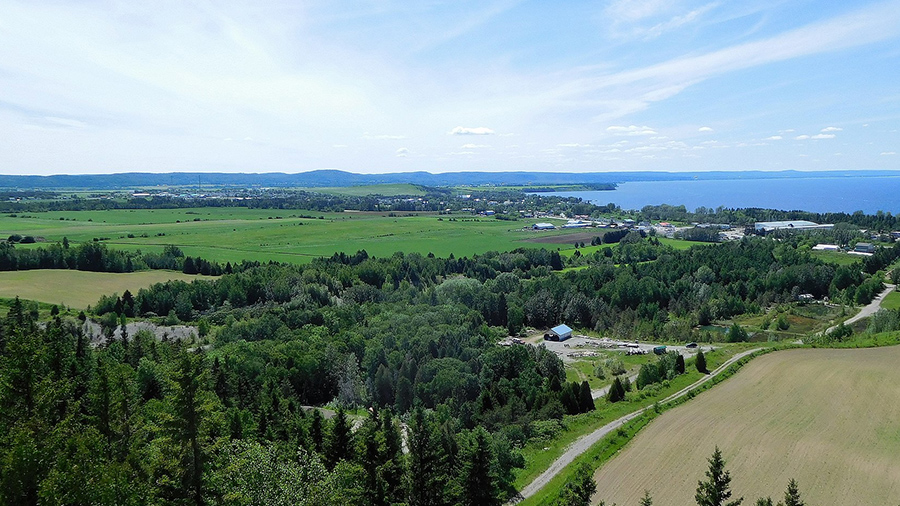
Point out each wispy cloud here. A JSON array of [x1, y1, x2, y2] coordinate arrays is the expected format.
[[395, 147, 409, 157], [607, 125, 657, 136], [460, 143, 489, 148], [450, 126, 495, 135], [821, 126, 842, 132], [765, 135, 783, 140], [698, 126, 713, 133], [364, 133, 406, 140], [883, 151, 897, 156]]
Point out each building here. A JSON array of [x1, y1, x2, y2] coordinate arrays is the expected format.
[[562, 220, 591, 229], [754, 220, 834, 232], [545, 324, 573, 341], [812, 244, 840, 251], [854, 242, 876, 254], [532, 223, 556, 230]]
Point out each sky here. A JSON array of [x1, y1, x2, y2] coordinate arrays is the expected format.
[[1, 0, 899, 175]]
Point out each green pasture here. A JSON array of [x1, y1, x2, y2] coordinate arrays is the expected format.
[[0, 208, 591, 264], [882, 291, 900, 310], [0, 269, 208, 308], [811, 250, 861, 266]]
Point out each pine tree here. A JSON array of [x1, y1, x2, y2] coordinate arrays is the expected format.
[[695, 447, 742, 506], [553, 462, 596, 506], [310, 408, 324, 454], [326, 407, 353, 469], [782, 479, 803, 506], [578, 381, 594, 412], [755, 498, 773, 506], [407, 408, 443, 506], [696, 350, 708, 374], [458, 427, 499, 506], [675, 353, 686, 374], [170, 352, 207, 506], [640, 490, 654, 506]]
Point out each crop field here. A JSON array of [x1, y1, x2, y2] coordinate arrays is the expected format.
[[0, 269, 207, 308], [591, 347, 900, 505], [0, 208, 584, 264]]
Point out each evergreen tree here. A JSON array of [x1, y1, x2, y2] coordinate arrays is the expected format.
[[310, 409, 324, 454], [782, 479, 803, 506], [675, 353, 686, 374], [578, 381, 594, 412], [458, 427, 499, 506], [170, 352, 207, 506], [407, 409, 444, 506], [326, 407, 354, 469], [695, 447, 743, 506], [755, 498, 773, 506], [696, 350, 708, 374], [640, 490, 654, 506]]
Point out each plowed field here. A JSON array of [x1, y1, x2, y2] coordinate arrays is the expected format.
[[592, 347, 900, 505]]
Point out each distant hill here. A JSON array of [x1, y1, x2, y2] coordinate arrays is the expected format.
[[1, 169, 898, 190]]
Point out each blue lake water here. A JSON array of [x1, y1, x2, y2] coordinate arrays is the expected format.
[[543, 176, 900, 215]]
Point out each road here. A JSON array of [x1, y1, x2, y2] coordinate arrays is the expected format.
[[823, 283, 895, 335], [513, 347, 763, 504]]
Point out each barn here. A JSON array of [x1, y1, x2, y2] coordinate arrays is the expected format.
[[545, 324, 573, 341]]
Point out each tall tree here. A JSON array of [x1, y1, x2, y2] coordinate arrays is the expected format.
[[696, 350, 708, 374], [170, 352, 207, 506], [553, 462, 596, 506], [458, 427, 498, 506], [782, 479, 803, 506], [695, 447, 742, 506], [326, 407, 353, 469]]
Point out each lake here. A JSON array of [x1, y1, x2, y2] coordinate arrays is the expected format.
[[542, 175, 900, 215]]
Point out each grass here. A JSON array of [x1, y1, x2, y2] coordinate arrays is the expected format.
[[811, 250, 861, 266], [882, 291, 900, 310], [590, 346, 900, 506], [0, 208, 592, 265], [0, 269, 209, 308]]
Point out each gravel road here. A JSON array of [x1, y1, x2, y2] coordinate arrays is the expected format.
[[513, 347, 763, 503], [823, 283, 895, 335]]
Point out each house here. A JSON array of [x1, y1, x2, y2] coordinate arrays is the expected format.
[[545, 324, 573, 341], [854, 242, 876, 254]]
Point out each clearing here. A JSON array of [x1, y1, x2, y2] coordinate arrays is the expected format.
[[591, 347, 900, 506], [0, 269, 209, 308]]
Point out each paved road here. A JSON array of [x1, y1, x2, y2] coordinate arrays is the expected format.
[[513, 347, 763, 504], [823, 283, 895, 335]]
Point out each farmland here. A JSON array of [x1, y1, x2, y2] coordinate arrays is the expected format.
[[0, 269, 208, 308], [591, 346, 900, 505], [0, 208, 601, 264]]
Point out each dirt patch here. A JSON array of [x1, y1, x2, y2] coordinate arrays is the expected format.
[[522, 231, 605, 245]]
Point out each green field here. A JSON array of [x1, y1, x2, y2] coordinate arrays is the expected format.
[[0, 269, 209, 308], [0, 208, 587, 264], [591, 347, 900, 505], [811, 250, 861, 266], [882, 290, 900, 310]]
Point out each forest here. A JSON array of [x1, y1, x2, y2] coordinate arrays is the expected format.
[[1, 222, 894, 504]]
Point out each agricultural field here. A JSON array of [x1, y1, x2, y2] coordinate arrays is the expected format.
[[591, 346, 900, 506], [0, 269, 208, 308], [302, 183, 426, 196], [0, 208, 586, 264]]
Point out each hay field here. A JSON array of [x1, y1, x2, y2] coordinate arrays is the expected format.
[[592, 347, 900, 505], [0, 269, 207, 308]]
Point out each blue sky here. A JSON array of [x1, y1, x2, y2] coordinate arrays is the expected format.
[[1, 0, 899, 175]]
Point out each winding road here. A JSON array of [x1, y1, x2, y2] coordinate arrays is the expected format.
[[513, 347, 763, 504], [823, 283, 895, 335]]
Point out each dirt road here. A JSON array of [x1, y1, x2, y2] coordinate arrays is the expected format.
[[823, 283, 895, 335], [513, 347, 763, 503]]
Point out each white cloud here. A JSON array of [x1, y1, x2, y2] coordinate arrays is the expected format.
[[812, 134, 835, 139], [450, 126, 495, 135], [794, 135, 810, 140], [882, 151, 897, 156], [607, 125, 657, 136], [557, 143, 591, 147], [364, 134, 406, 140], [698, 126, 713, 133], [395, 147, 409, 157], [821, 126, 842, 132], [460, 143, 489, 148], [45, 116, 87, 128], [332, 144, 348, 148], [765, 135, 783, 140]]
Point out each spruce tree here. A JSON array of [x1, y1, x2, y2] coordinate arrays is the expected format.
[[782, 479, 803, 506], [458, 427, 499, 506], [578, 381, 594, 413], [696, 350, 708, 374], [640, 490, 654, 506], [325, 407, 353, 469], [695, 446, 743, 506]]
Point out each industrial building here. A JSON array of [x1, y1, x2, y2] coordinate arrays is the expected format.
[[754, 220, 833, 232]]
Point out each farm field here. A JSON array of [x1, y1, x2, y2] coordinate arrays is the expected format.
[[0, 208, 584, 264], [0, 269, 209, 308], [591, 346, 900, 506]]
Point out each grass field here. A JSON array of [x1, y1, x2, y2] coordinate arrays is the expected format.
[[591, 347, 900, 505], [302, 183, 426, 196], [882, 290, 900, 310], [811, 250, 861, 266], [0, 208, 583, 264], [0, 269, 209, 308]]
